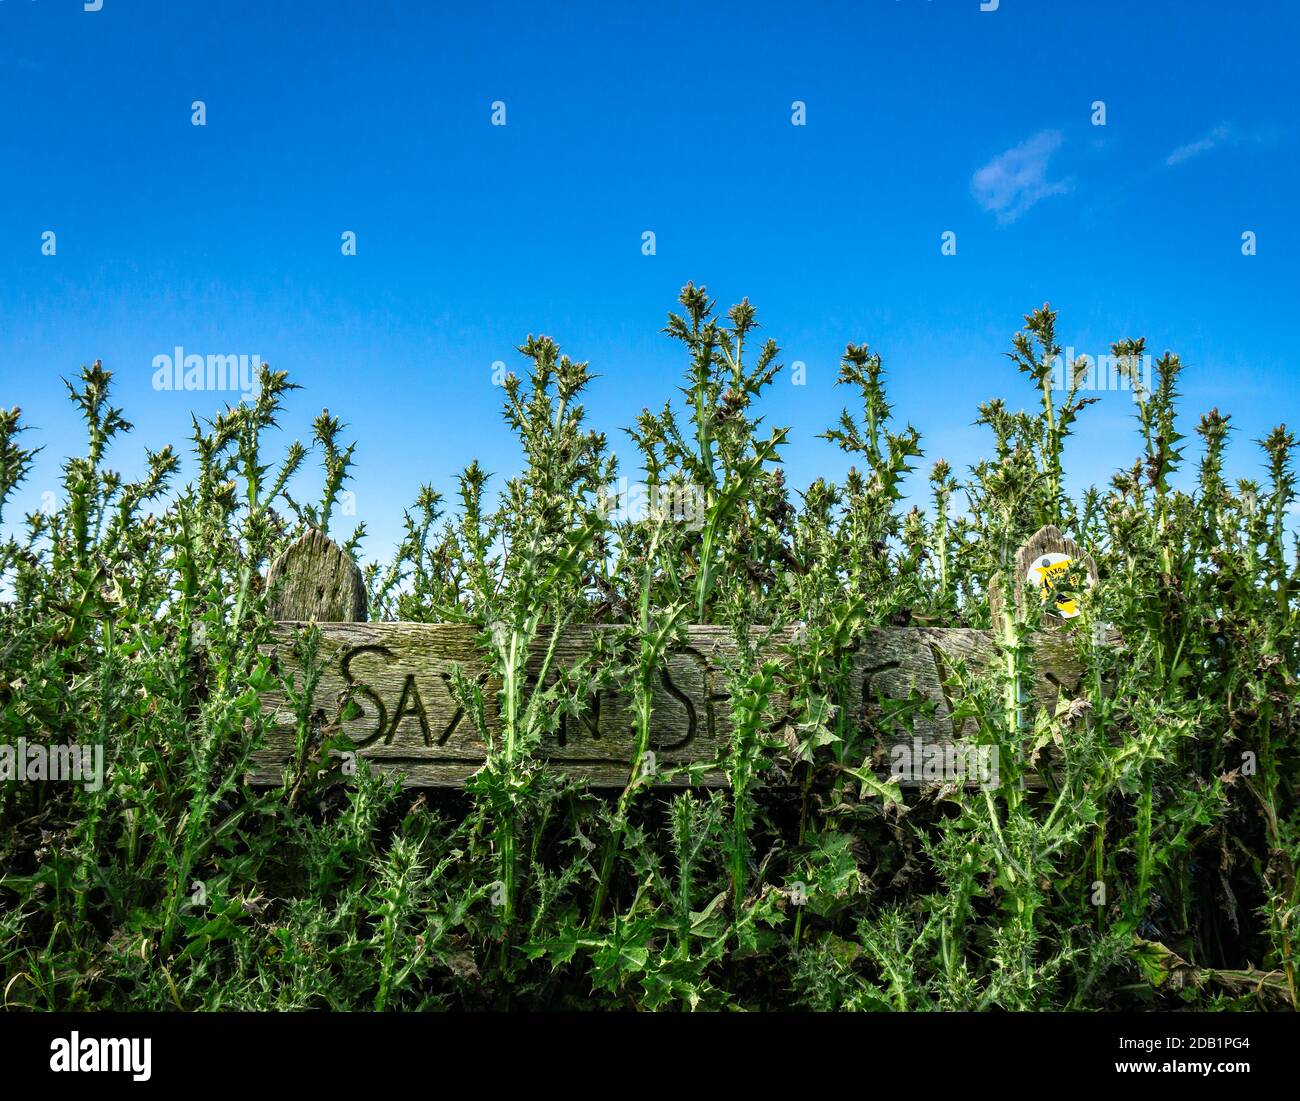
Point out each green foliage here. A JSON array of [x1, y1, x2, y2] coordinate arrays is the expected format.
[[1, 294, 1296, 1011]]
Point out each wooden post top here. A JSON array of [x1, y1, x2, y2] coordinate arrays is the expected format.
[[265, 528, 367, 623]]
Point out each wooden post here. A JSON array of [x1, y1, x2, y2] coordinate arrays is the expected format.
[[266, 528, 367, 623]]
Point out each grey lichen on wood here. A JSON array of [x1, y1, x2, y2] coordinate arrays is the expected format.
[[266, 528, 367, 623]]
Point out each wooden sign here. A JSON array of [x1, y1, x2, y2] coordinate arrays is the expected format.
[[250, 528, 1092, 788]]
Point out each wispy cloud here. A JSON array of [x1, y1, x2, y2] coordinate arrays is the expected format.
[[1166, 122, 1279, 166], [971, 130, 1071, 224], [1166, 124, 1233, 166]]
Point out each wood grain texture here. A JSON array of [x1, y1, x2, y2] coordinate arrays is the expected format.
[[247, 622, 1091, 788], [266, 529, 367, 623]]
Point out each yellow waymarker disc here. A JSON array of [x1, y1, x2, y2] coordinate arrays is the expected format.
[[1026, 552, 1080, 619]]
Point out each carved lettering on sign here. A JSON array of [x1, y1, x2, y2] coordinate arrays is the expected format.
[[250, 622, 1086, 788]]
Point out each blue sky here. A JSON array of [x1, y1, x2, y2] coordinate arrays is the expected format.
[[2, 0, 1297, 560]]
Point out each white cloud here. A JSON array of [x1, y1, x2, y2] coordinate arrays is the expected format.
[[1166, 124, 1233, 166], [971, 130, 1071, 224], [1166, 122, 1279, 167]]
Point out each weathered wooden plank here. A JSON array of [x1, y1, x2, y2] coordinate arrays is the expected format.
[[247, 621, 1088, 788]]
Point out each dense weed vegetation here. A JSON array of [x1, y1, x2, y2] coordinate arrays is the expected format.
[[1, 287, 1296, 1011]]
